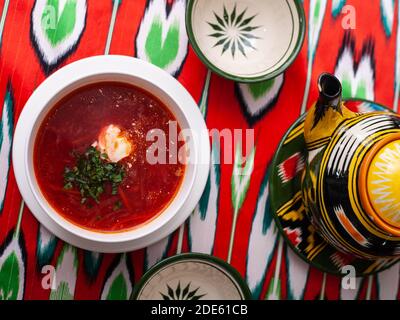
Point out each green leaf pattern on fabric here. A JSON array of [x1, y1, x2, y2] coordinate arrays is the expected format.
[[265, 277, 281, 300], [334, 38, 375, 101], [41, 0, 77, 46], [236, 74, 284, 124], [231, 143, 256, 213], [145, 18, 179, 69], [49, 281, 74, 300], [31, 0, 87, 70], [106, 274, 128, 300], [0, 235, 25, 300], [0, 252, 19, 300], [101, 254, 133, 300], [50, 244, 78, 300], [136, 0, 188, 75], [228, 143, 256, 262]]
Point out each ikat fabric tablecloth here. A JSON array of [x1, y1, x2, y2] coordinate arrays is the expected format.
[[0, 0, 399, 300]]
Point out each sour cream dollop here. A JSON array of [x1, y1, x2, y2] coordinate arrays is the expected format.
[[94, 124, 132, 163]]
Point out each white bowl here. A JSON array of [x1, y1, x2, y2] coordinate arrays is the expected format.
[[12, 55, 210, 253]]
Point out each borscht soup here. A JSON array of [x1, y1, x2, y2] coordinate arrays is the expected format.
[[34, 82, 186, 232]]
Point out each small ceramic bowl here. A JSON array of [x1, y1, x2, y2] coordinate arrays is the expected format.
[[12, 55, 210, 253], [186, 0, 305, 82], [132, 253, 252, 300]]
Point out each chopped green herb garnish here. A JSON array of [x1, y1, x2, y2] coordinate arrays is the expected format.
[[113, 200, 122, 211], [63, 146, 125, 205]]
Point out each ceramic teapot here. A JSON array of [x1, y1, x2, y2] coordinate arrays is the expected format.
[[302, 73, 400, 259]]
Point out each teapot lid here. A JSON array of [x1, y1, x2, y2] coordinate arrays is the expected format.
[[359, 134, 400, 236]]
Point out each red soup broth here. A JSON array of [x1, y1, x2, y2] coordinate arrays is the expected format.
[[34, 82, 186, 232]]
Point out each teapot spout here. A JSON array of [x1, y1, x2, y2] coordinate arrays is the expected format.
[[304, 73, 355, 150], [317, 73, 342, 116]]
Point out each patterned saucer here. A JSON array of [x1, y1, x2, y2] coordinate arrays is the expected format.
[[186, 0, 305, 82], [131, 253, 252, 300], [270, 99, 400, 276]]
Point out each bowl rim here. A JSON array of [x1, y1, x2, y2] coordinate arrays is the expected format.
[[25, 59, 196, 241], [185, 0, 306, 83], [12, 55, 211, 252], [131, 253, 253, 300]]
